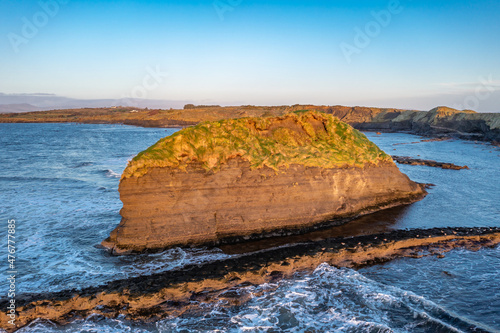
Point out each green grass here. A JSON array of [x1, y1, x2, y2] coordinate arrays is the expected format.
[[122, 111, 392, 179]]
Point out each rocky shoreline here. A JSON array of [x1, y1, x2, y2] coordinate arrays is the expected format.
[[1, 227, 499, 331], [329, 106, 500, 143]]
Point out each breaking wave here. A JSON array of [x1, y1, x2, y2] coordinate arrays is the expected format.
[[103, 169, 121, 178], [21, 262, 497, 333]]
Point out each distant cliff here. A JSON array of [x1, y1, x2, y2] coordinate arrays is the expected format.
[[321, 106, 500, 142], [102, 111, 426, 254]]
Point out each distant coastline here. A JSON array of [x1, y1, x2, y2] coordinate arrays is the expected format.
[[1, 104, 499, 142]]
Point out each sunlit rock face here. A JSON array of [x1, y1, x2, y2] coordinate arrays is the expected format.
[[102, 111, 426, 254]]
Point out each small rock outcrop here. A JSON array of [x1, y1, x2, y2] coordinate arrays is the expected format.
[[102, 111, 427, 253], [391, 156, 469, 170]]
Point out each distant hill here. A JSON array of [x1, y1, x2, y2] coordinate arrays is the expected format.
[[0, 103, 48, 113], [0, 93, 189, 111]]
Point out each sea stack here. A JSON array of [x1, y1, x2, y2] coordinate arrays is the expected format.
[[102, 111, 426, 254]]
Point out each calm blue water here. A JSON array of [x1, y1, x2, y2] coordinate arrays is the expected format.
[[0, 123, 499, 332], [365, 132, 500, 230]]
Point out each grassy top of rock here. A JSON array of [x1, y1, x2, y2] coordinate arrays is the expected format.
[[429, 106, 476, 115], [122, 111, 393, 179]]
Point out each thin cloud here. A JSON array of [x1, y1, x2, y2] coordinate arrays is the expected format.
[[435, 79, 500, 89], [0, 92, 57, 97]]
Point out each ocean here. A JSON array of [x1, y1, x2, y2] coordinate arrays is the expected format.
[[0, 123, 498, 332]]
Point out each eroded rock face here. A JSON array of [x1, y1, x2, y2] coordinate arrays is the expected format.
[[102, 112, 427, 253], [103, 160, 426, 253]]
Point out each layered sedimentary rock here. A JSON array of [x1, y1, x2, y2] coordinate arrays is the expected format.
[[102, 111, 426, 253]]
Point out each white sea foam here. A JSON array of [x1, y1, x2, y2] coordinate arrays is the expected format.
[[104, 169, 121, 178]]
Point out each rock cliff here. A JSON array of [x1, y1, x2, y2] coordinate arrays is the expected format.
[[321, 106, 500, 142], [102, 111, 426, 253]]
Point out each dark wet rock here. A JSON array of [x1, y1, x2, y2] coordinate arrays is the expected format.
[[2, 227, 499, 331], [391, 156, 469, 170]]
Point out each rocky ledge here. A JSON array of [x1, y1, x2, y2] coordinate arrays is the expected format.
[[102, 111, 427, 254], [391, 156, 469, 170], [2, 227, 499, 331]]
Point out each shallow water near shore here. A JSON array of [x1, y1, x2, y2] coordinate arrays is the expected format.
[[0, 123, 499, 332]]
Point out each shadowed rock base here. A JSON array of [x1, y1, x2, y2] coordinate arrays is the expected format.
[[102, 159, 426, 254], [2, 227, 499, 332]]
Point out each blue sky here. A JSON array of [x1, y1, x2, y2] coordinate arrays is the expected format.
[[1, 0, 499, 111]]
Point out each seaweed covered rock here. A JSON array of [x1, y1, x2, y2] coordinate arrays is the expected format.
[[102, 111, 426, 253]]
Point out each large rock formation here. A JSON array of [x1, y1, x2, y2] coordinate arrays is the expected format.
[[102, 111, 426, 254]]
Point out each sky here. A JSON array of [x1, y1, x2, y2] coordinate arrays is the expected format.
[[1, 0, 500, 111]]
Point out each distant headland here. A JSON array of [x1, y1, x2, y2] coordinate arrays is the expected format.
[[0, 105, 499, 142]]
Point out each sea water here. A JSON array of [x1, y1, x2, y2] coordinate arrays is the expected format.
[[0, 123, 498, 332]]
